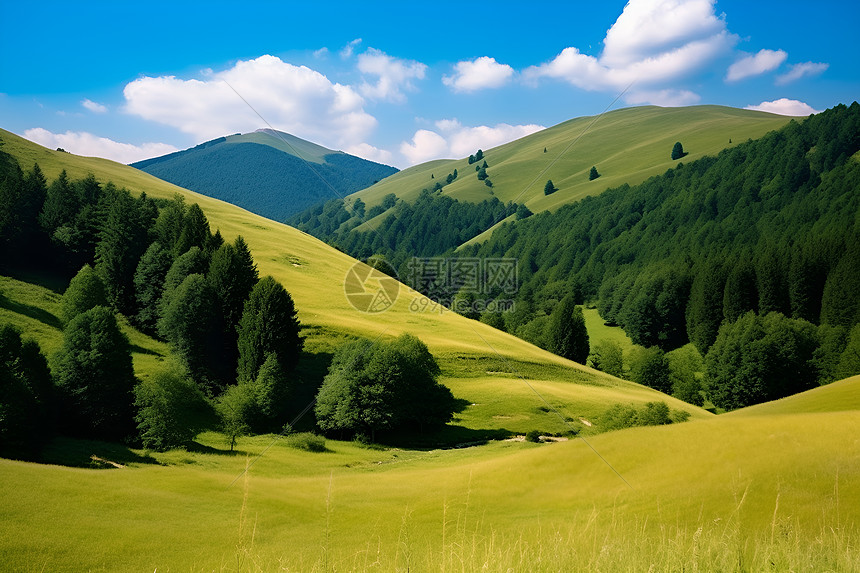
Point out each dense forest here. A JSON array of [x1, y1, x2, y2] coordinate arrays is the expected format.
[[132, 141, 398, 221], [456, 102, 860, 407], [291, 189, 523, 278]]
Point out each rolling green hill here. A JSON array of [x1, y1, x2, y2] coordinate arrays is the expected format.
[[2, 125, 859, 570], [129, 128, 398, 222], [349, 105, 792, 234]]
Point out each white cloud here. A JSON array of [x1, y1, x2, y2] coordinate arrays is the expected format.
[[726, 49, 787, 82], [24, 128, 179, 164], [526, 0, 736, 96], [340, 38, 362, 59], [313, 47, 329, 59], [357, 48, 427, 103], [81, 98, 107, 113], [625, 89, 701, 107], [745, 98, 821, 116], [400, 122, 545, 165], [776, 61, 828, 85], [123, 54, 377, 148], [443, 56, 515, 92], [400, 129, 449, 165], [344, 142, 394, 165]]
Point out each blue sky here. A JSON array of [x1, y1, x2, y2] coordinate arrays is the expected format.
[[1, 0, 856, 168]]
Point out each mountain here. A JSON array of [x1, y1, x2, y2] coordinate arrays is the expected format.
[[130, 129, 398, 221]]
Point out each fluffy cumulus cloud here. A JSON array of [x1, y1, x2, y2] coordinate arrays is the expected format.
[[400, 120, 544, 165], [745, 98, 821, 116], [725, 49, 787, 82], [24, 128, 178, 164], [357, 48, 427, 102], [81, 99, 107, 113], [443, 57, 515, 92], [124, 54, 377, 148], [525, 0, 737, 104], [776, 62, 829, 85], [344, 142, 394, 165]]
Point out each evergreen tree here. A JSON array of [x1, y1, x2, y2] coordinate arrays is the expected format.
[[248, 352, 291, 432], [236, 276, 303, 383], [153, 196, 186, 255], [835, 324, 860, 380], [158, 246, 208, 320], [174, 203, 210, 256], [53, 306, 136, 439], [133, 242, 173, 334], [475, 149, 484, 161], [723, 259, 758, 322], [95, 189, 148, 314], [477, 167, 488, 181], [589, 166, 600, 180], [208, 236, 259, 333], [686, 261, 727, 354], [547, 295, 590, 363], [756, 246, 789, 315], [61, 264, 108, 325], [515, 204, 533, 220], [0, 325, 53, 458], [543, 180, 557, 195], [158, 274, 225, 392], [820, 240, 860, 328], [671, 142, 687, 160], [39, 170, 77, 236]]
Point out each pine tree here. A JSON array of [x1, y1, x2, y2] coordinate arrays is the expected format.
[[723, 258, 758, 321], [236, 276, 303, 383], [158, 274, 226, 392], [134, 242, 173, 334], [53, 306, 136, 439], [543, 180, 557, 195], [671, 142, 687, 160], [589, 166, 600, 180], [686, 261, 726, 354], [95, 189, 148, 314]]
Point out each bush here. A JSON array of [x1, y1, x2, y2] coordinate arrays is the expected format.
[[600, 401, 683, 431], [285, 432, 327, 452], [525, 430, 542, 443], [134, 364, 212, 451]]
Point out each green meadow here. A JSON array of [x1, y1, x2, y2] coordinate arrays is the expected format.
[[1, 128, 858, 571], [350, 105, 792, 241]]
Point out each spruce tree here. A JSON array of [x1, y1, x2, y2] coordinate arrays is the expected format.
[[134, 242, 173, 334], [589, 166, 600, 180], [236, 276, 303, 383], [53, 306, 136, 439], [95, 189, 148, 314]]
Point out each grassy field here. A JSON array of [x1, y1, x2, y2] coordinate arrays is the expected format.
[[350, 106, 792, 241], [1, 126, 858, 571], [1, 379, 857, 571]]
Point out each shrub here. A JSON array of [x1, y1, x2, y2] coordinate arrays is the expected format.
[[525, 430, 542, 443], [285, 432, 327, 452]]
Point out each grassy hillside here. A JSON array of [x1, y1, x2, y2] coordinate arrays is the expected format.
[[0, 128, 708, 428], [726, 375, 860, 416], [351, 106, 792, 232], [0, 391, 856, 570], [2, 127, 858, 571], [127, 128, 398, 221]]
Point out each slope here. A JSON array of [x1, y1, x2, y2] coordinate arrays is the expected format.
[[0, 128, 709, 430], [351, 105, 792, 224], [130, 128, 398, 221], [726, 375, 860, 416], [0, 387, 856, 570]]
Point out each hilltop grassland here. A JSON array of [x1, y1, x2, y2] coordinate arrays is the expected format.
[[350, 106, 792, 223]]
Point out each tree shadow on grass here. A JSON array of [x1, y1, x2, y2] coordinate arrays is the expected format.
[[38, 436, 161, 469], [0, 294, 62, 329], [381, 425, 514, 450], [184, 441, 245, 456]]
